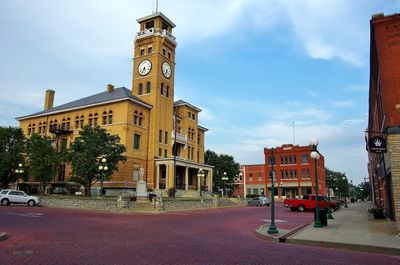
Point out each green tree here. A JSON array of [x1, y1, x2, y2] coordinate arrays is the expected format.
[[205, 150, 239, 194], [26, 134, 57, 193], [69, 125, 126, 196], [0, 127, 25, 189], [325, 168, 349, 198]]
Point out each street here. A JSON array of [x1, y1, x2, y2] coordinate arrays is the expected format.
[[0, 203, 398, 265]]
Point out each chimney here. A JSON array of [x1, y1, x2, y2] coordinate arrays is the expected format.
[[107, 84, 114, 93], [44, 89, 55, 110]]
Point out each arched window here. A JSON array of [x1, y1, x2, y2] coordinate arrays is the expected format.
[[134, 111, 138, 125], [75, 116, 79, 129], [28, 124, 32, 135], [139, 112, 143, 126], [32, 123, 36, 134], [88, 114, 93, 126], [94, 113, 98, 126], [161, 83, 164, 95], [53, 120, 58, 131], [61, 118, 66, 130], [146, 81, 151, 93], [102, 111, 107, 125], [166, 85, 169, 97], [108, 111, 113, 124], [80, 115, 84, 128], [66, 118, 70, 130], [49, 121, 53, 132], [38, 122, 42, 134], [138, 83, 143, 95]]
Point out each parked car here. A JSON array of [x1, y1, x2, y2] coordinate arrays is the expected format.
[[283, 194, 328, 212], [0, 189, 40, 207], [321, 196, 340, 211], [247, 196, 271, 206], [52, 187, 68, 195]]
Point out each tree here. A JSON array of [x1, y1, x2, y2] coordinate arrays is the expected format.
[[26, 134, 57, 193], [69, 126, 126, 196], [0, 127, 25, 189], [205, 150, 239, 194], [325, 168, 349, 198]]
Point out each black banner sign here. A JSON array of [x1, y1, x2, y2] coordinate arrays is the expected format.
[[369, 136, 387, 153]]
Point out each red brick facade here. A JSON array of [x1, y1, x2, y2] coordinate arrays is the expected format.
[[367, 13, 400, 230], [236, 144, 326, 198]]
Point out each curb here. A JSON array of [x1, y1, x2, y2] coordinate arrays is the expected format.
[[285, 237, 400, 256]]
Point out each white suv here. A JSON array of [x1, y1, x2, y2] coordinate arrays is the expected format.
[[0, 189, 40, 207]]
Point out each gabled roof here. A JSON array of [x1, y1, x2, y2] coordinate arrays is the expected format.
[[174, 100, 202, 112], [16, 87, 152, 121]]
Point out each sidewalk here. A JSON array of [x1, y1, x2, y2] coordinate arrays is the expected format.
[[285, 202, 400, 255]]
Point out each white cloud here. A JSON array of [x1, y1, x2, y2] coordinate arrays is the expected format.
[[332, 100, 354, 108]]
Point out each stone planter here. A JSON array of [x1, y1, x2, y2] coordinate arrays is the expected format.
[[373, 211, 385, 219]]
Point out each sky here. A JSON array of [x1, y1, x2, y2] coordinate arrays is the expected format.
[[0, 0, 399, 185]]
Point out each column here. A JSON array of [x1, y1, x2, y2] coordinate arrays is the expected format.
[[197, 171, 201, 191], [156, 164, 160, 190], [185, 167, 189, 190]]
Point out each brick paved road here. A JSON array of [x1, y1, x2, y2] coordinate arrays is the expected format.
[[0, 203, 399, 265]]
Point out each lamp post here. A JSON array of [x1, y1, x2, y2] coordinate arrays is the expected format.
[[310, 138, 323, 228], [197, 168, 205, 197], [343, 176, 348, 208], [222, 172, 228, 197], [327, 176, 333, 219], [98, 157, 108, 196], [268, 148, 278, 234], [15, 163, 24, 191]]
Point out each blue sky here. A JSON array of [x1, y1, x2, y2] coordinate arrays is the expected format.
[[1, 0, 399, 185]]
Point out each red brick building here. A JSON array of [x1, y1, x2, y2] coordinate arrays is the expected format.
[[367, 12, 400, 232], [236, 144, 326, 198]]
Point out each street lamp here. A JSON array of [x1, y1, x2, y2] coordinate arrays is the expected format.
[[279, 182, 284, 199], [14, 163, 24, 191], [310, 138, 323, 228], [268, 148, 278, 234], [222, 172, 229, 197], [98, 157, 108, 196], [344, 176, 348, 208], [197, 168, 205, 197]]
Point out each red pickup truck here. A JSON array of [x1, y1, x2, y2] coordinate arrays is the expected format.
[[284, 194, 329, 212]]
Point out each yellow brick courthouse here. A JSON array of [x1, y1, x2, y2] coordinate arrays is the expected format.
[[16, 12, 213, 196]]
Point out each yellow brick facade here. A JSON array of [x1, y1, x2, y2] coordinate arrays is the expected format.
[[16, 12, 213, 196]]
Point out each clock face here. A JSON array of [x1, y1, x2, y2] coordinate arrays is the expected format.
[[138, 60, 152, 76], [162, 61, 171, 78]]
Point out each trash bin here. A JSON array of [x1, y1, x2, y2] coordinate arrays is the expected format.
[[314, 208, 328, 226]]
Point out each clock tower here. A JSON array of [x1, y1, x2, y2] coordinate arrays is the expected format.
[[132, 12, 177, 186]]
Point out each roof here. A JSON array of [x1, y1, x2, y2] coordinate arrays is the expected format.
[[174, 100, 202, 112], [198, 125, 208, 132], [137, 12, 176, 28], [16, 87, 152, 121]]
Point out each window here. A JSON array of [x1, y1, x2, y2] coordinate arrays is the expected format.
[[38, 123, 42, 134], [258, 172, 262, 181], [88, 114, 93, 126], [301, 154, 309, 164], [162, 48, 166, 56], [148, 47, 152, 54], [168, 52, 171, 59], [159, 130, 163, 143], [75, 116, 79, 128], [138, 83, 143, 95], [42, 122, 46, 133], [134, 134, 141, 150], [280, 156, 284, 165], [188, 112, 191, 119], [260, 188, 265, 196], [145, 21, 154, 29], [164, 149, 167, 157], [134, 111, 138, 125], [253, 188, 258, 195], [164, 131, 168, 144], [197, 134, 200, 144], [139, 113, 143, 126], [140, 49, 144, 56], [192, 113, 195, 120], [166, 86, 169, 97], [161, 83, 164, 95], [306, 169, 310, 178], [102, 111, 107, 125], [158, 148, 162, 157], [293, 155, 297, 164], [289, 170, 293, 179], [80, 115, 84, 128], [108, 111, 113, 124], [294, 170, 297, 178], [247, 188, 251, 195], [93, 113, 98, 126], [281, 170, 284, 179], [289, 155, 292, 164], [146, 81, 151, 93], [249, 173, 253, 181]]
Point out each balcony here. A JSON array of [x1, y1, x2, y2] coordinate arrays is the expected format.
[[49, 125, 73, 136], [135, 28, 177, 45]]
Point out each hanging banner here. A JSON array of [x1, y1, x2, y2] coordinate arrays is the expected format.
[[369, 136, 387, 153]]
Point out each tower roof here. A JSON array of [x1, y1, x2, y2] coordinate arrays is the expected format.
[[136, 12, 176, 28]]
